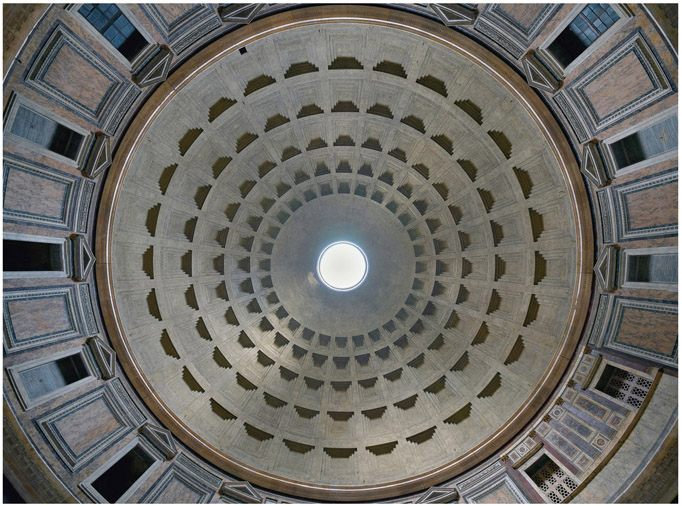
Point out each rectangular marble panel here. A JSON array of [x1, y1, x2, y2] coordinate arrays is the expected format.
[[604, 297, 678, 367], [553, 31, 674, 141], [600, 169, 678, 242], [4, 286, 83, 352], [620, 180, 677, 234], [3, 156, 81, 230], [25, 22, 140, 133], [37, 385, 139, 470]]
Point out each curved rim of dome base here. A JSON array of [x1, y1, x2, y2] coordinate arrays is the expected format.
[[95, 5, 594, 501]]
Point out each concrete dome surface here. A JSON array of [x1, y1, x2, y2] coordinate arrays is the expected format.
[[3, 3, 677, 504]]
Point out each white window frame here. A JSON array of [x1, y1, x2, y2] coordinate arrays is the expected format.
[[619, 246, 678, 292], [537, 4, 633, 77], [5, 346, 98, 410], [3, 232, 71, 279], [601, 107, 677, 177], [66, 4, 157, 71], [79, 437, 162, 503], [3, 93, 92, 168]]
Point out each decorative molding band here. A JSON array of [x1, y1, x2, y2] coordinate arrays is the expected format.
[[76, 180, 96, 234], [596, 189, 616, 244], [77, 283, 99, 335], [109, 377, 147, 426], [174, 453, 224, 489], [588, 294, 614, 348]]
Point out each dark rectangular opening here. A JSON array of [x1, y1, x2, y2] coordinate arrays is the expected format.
[[627, 254, 677, 283], [78, 4, 148, 62], [4, 240, 62, 272], [11, 106, 83, 160], [547, 4, 619, 67], [20, 354, 89, 401], [92, 445, 155, 502], [611, 115, 677, 169]]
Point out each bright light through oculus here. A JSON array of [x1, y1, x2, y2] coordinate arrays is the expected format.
[[317, 241, 368, 291]]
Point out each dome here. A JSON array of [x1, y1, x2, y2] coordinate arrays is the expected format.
[[3, 4, 678, 504]]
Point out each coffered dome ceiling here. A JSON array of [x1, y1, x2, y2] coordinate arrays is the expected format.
[[99, 8, 592, 500]]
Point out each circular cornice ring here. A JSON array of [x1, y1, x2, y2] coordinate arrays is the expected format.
[[96, 5, 594, 501]]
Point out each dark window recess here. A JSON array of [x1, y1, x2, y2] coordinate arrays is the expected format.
[[11, 106, 83, 160], [595, 365, 653, 409], [20, 354, 89, 401], [627, 254, 677, 283], [92, 445, 155, 502], [526, 454, 578, 503], [78, 4, 147, 61], [611, 116, 678, 169], [3, 475, 26, 504], [547, 4, 619, 67], [3, 240, 62, 272]]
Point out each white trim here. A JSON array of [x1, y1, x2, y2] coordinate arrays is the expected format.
[[3, 92, 92, 168], [537, 4, 633, 77], [601, 107, 677, 177], [619, 246, 678, 292], [79, 437, 162, 503], [66, 4, 156, 71], [5, 346, 98, 410], [3, 232, 71, 279]]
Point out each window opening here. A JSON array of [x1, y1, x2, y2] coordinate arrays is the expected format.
[[78, 4, 147, 62], [10, 105, 83, 160], [91, 445, 156, 502], [595, 364, 653, 409], [4, 240, 63, 272], [19, 354, 89, 402], [610, 115, 678, 169], [627, 253, 677, 284], [526, 454, 578, 503], [547, 4, 619, 67]]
